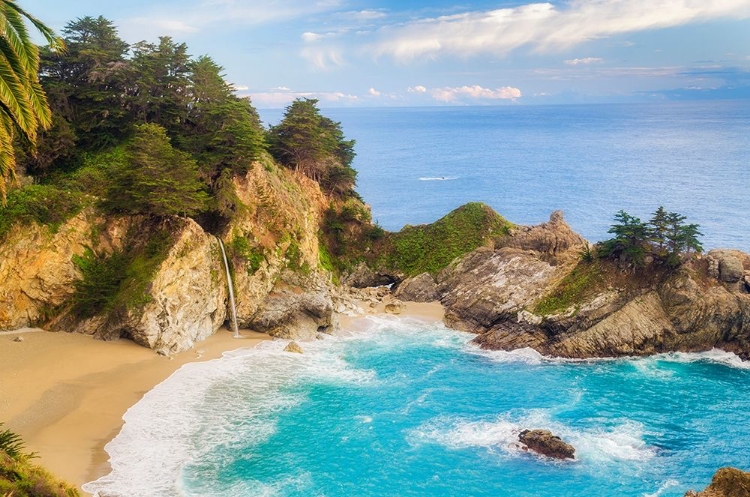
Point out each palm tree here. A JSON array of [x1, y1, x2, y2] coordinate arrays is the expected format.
[[0, 0, 62, 203]]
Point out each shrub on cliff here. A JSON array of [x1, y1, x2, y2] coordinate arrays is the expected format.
[[102, 123, 208, 217]]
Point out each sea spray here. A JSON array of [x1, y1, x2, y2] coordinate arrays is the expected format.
[[84, 317, 750, 497]]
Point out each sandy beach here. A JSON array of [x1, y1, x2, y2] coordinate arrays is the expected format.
[[0, 301, 444, 494], [0, 327, 269, 493]]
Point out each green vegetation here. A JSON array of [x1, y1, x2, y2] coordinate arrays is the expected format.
[[70, 227, 175, 318], [378, 202, 513, 276], [533, 261, 605, 316], [102, 123, 208, 217], [599, 206, 703, 268], [0, 423, 79, 496], [269, 98, 357, 198], [228, 231, 265, 274], [0, 184, 89, 240], [0, 1, 62, 203]]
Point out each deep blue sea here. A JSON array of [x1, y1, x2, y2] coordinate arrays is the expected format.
[[83, 103, 750, 496], [84, 318, 750, 496], [264, 102, 750, 252]]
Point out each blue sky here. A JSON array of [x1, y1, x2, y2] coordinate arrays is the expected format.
[[25, 0, 750, 107]]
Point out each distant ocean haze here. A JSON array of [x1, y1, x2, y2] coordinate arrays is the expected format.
[[261, 101, 750, 252]]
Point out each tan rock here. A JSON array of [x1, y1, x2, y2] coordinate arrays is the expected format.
[[284, 341, 304, 354], [685, 467, 750, 497]]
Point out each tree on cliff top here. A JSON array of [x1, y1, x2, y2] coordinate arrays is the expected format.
[[102, 123, 208, 217], [268, 98, 356, 196], [599, 207, 702, 268], [0, 0, 62, 204]]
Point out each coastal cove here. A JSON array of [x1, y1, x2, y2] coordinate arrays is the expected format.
[[73, 313, 750, 497]]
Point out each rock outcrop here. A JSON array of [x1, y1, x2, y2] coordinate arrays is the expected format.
[[248, 272, 334, 340], [392, 211, 750, 360], [685, 467, 750, 497], [284, 341, 304, 354], [0, 162, 339, 354], [518, 429, 575, 460], [0, 210, 129, 330], [394, 272, 440, 302]]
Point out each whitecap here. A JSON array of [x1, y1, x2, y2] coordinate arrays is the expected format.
[[643, 479, 680, 497], [83, 338, 376, 497], [408, 410, 656, 466], [418, 176, 459, 181], [650, 349, 750, 370]]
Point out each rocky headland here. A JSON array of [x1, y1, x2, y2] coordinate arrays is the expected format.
[[392, 211, 750, 361]]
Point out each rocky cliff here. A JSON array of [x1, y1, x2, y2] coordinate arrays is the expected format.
[[394, 211, 750, 360], [0, 159, 337, 353]]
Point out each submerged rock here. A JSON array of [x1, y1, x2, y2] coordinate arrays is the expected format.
[[284, 341, 304, 354], [518, 429, 575, 460], [685, 467, 750, 497], [12, 336, 23, 342]]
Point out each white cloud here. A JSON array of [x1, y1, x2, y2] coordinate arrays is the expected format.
[[120, 0, 345, 40], [408, 85, 427, 93], [300, 46, 345, 69], [368, 87, 382, 97], [430, 85, 522, 102], [249, 89, 358, 108], [302, 32, 324, 43], [370, 0, 750, 61], [234, 85, 249, 91], [564, 57, 604, 65]]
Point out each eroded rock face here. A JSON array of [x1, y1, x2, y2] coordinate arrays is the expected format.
[[497, 210, 587, 264], [343, 262, 397, 288], [0, 211, 130, 330], [52, 217, 228, 355], [438, 247, 561, 334], [394, 272, 440, 302], [518, 429, 575, 460], [685, 467, 750, 497], [248, 272, 334, 340], [438, 216, 750, 360]]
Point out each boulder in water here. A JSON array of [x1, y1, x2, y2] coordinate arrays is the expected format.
[[284, 341, 304, 354], [685, 467, 750, 497], [518, 429, 575, 460]]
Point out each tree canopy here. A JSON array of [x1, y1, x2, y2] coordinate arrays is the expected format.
[[102, 123, 208, 217], [269, 98, 357, 197], [599, 206, 703, 267]]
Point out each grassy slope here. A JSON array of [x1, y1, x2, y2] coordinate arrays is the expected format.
[[376, 202, 514, 276]]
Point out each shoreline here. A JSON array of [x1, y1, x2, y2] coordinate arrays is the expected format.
[[0, 327, 270, 493], [0, 301, 444, 494]]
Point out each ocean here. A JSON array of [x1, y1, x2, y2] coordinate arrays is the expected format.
[[83, 318, 750, 496], [83, 103, 750, 496], [265, 102, 750, 252]]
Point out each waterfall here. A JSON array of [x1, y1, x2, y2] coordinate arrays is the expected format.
[[218, 239, 241, 338]]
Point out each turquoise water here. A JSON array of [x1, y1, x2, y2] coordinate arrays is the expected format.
[[262, 102, 750, 252], [84, 317, 750, 496]]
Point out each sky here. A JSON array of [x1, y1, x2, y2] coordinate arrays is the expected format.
[[25, 0, 750, 107]]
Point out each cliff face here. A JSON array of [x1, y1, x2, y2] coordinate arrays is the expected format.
[[395, 211, 750, 360], [0, 210, 130, 330], [0, 161, 336, 353]]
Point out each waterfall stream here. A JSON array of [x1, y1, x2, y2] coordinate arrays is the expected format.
[[218, 239, 241, 338]]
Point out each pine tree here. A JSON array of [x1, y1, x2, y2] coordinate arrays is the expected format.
[[103, 123, 207, 217]]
